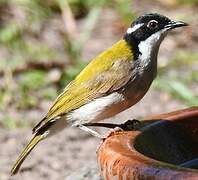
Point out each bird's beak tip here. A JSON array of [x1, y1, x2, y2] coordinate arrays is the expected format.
[[176, 21, 189, 27], [165, 20, 189, 30]]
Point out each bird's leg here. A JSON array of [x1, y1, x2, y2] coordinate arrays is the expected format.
[[76, 119, 141, 139], [83, 122, 120, 129], [83, 119, 141, 131], [75, 124, 103, 138]]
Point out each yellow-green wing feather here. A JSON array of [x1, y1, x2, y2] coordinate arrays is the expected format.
[[33, 40, 133, 133]]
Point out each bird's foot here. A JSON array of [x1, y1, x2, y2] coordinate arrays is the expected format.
[[104, 126, 123, 139], [95, 127, 123, 153], [120, 119, 141, 131]]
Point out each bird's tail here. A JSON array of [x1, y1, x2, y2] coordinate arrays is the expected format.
[[10, 134, 44, 176]]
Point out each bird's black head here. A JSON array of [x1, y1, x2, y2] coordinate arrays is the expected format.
[[124, 13, 188, 58]]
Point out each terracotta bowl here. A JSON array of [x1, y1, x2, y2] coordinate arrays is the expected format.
[[98, 107, 198, 180]]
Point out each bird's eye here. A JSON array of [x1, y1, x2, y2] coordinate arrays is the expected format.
[[147, 20, 158, 29]]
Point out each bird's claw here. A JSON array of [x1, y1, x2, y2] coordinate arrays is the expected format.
[[103, 126, 123, 139], [96, 127, 123, 153], [120, 119, 141, 131]]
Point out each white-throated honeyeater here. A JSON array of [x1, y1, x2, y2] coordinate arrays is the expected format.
[[11, 13, 188, 175]]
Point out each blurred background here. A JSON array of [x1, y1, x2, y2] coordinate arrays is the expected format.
[[0, 0, 197, 179]]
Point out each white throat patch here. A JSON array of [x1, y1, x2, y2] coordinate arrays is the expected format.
[[138, 29, 167, 67], [127, 23, 143, 34]]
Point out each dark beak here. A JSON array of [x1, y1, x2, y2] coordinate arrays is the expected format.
[[165, 20, 188, 30]]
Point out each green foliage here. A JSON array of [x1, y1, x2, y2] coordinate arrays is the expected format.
[[0, 24, 22, 45], [13, 0, 52, 19], [25, 42, 57, 60], [67, 0, 108, 18], [177, 0, 198, 6], [15, 70, 58, 109], [168, 81, 197, 105], [67, 0, 135, 23], [0, 115, 18, 129], [0, 114, 32, 129], [40, 86, 58, 100], [155, 49, 198, 105], [18, 70, 47, 91], [154, 76, 197, 106], [60, 61, 87, 88], [114, 0, 136, 23], [169, 51, 198, 67]]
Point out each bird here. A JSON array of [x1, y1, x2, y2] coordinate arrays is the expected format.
[[11, 13, 188, 175]]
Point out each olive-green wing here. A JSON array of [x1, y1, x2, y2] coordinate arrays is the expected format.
[[33, 40, 134, 133]]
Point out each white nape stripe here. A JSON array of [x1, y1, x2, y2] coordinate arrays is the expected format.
[[127, 23, 143, 34], [68, 92, 125, 125]]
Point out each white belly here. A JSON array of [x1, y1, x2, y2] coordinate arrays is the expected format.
[[67, 92, 125, 125]]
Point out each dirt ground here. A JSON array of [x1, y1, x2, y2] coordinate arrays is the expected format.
[[0, 1, 197, 180]]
